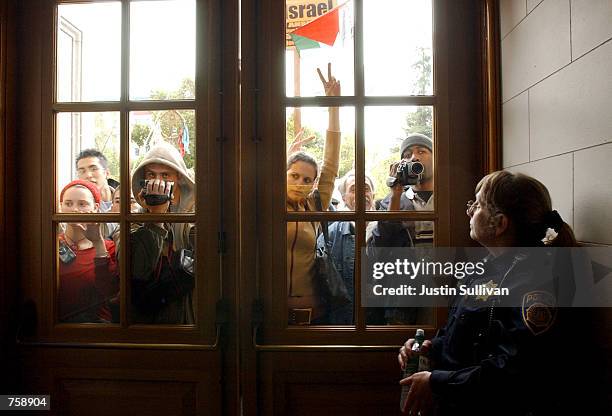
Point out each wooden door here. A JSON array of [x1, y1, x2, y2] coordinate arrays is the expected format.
[[238, 0, 494, 415], [7, 0, 236, 414], [2, 0, 497, 415]]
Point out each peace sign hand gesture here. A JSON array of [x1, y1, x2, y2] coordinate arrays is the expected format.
[[317, 62, 341, 97], [288, 128, 317, 155]]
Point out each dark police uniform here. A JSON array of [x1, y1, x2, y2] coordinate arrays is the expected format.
[[426, 248, 573, 416]]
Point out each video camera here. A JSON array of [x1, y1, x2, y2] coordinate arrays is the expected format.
[[386, 160, 424, 188], [139, 179, 174, 206]]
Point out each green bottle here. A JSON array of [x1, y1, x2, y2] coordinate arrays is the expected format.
[[400, 329, 426, 412], [417, 329, 430, 373]]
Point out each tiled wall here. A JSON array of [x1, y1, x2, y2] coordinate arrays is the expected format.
[[499, 0, 612, 245]]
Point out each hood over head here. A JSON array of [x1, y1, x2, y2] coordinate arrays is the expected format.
[[131, 142, 195, 213]]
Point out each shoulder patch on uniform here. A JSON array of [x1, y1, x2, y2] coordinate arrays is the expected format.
[[521, 291, 557, 336]]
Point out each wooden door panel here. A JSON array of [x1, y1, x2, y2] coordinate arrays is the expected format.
[[58, 379, 197, 416], [19, 348, 221, 416], [260, 352, 401, 416]]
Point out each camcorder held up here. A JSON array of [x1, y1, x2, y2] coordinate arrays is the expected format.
[[139, 179, 174, 206], [386, 160, 424, 188]]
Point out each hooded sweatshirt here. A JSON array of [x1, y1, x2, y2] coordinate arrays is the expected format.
[[129, 142, 196, 324], [131, 142, 196, 249]]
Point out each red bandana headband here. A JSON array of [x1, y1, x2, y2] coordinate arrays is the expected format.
[[60, 179, 102, 204]]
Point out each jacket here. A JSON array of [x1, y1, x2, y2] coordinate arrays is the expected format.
[[366, 188, 434, 324], [128, 142, 196, 324], [287, 130, 340, 317], [317, 220, 355, 324], [428, 248, 573, 415], [368, 187, 434, 249]]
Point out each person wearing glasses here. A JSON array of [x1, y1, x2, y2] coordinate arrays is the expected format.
[[397, 171, 580, 415]]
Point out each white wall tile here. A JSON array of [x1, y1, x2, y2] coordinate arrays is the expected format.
[[507, 153, 574, 228], [571, 0, 612, 59], [527, 0, 545, 14], [501, 0, 571, 101], [502, 91, 530, 167], [529, 40, 612, 159], [500, 0, 527, 38], [574, 143, 612, 244]]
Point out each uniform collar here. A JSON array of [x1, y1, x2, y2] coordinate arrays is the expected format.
[[484, 248, 528, 272]]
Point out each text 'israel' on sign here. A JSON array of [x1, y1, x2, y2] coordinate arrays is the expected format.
[[286, 0, 338, 48]]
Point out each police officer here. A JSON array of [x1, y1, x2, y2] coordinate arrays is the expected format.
[[397, 171, 580, 415]]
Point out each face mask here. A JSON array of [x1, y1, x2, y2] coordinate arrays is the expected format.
[[287, 184, 313, 201]]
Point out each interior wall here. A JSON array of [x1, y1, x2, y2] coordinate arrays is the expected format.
[[499, 0, 611, 410], [499, 0, 612, 245]]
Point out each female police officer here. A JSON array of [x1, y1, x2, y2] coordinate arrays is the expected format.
[[397, 170, 579, 415]]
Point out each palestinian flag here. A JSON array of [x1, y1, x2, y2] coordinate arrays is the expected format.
[[289, 3, 345, 53]]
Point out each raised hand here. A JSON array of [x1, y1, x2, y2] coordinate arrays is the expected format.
[[82, 222, 103, 243], [317, 62, 341, 97], [288, 128, 317, 154]]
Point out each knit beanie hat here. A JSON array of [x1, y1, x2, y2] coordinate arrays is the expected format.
[[400, 133, 433, 157], [60, 179, 101, 204]]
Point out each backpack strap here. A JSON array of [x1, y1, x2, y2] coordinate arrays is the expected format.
[[313, 189, 330, 247]]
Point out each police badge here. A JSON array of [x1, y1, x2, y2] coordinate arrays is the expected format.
[[521, 291, 557, 335]]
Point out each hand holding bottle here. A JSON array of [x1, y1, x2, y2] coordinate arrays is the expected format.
[[398, 337, 432, 370]]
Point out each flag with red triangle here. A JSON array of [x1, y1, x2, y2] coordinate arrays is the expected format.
[[289, 2, 347, 53]]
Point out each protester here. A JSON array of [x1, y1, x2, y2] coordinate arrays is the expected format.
[[286, 64, 341, 325], [76, 149, 115, 212], [316, 170, 375, 324], [367, 133, 434, 324], [58, 179, 119, 323], [129, 142, 196, 324], [107, 185, 142, 245]]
